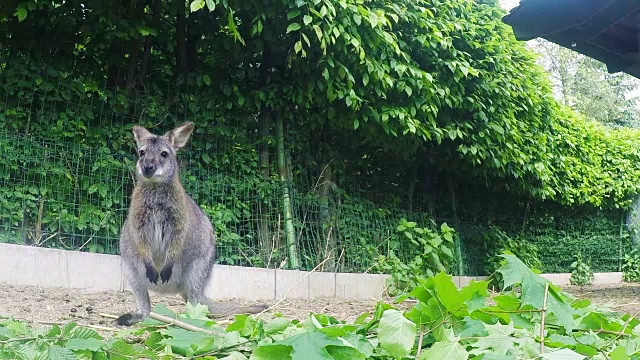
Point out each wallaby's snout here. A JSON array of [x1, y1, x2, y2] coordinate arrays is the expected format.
[[142, 163, 156, 178]]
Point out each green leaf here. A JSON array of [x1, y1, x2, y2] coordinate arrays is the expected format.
[[227, 315, 257, 337], [377, 309, 416, 358], [185, 302, 210, 320], [221, 352, 249, 360], [609, 346, 630, 360], [498, 254, 575, 332], [287, 23, 301, 33], [264, 317, 290, 335], [279, 331, 344, 360], [190, 0, 205, 12], [419, 330, 468, 360], [202, 75, 211, 86], [46, 345, 76, 360], [205, 0, 215, 11], [15, 6, 27, 22], [542, 348, 587, 360], [368, 12, 379, 28], [303, 15, 313, 25], [287, 10, 301, 19], [250, 344, 292, 360], [66, 338, 104, 351], [326, 345, 365, 360], [470, 322, 516, 356], [161, 328, 211, 356]]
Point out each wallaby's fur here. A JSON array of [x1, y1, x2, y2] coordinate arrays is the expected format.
[[114, 122, 267, 326]]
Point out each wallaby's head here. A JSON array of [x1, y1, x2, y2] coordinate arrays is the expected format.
[[131, 122, 194, 183]]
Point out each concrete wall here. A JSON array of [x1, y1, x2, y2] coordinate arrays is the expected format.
[[0, 243, 626, 300]]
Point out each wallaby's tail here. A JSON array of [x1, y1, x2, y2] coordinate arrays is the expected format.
[[204, 299, 269, 318]]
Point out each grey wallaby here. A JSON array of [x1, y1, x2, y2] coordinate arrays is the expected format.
[[114, 122, 267, 326]]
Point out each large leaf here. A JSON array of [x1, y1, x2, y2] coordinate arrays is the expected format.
[[160, 327, 213, 356], [279, 331, 346, 360], [419, 329, 468, 360], [250, 344, 292, 360], [46, 345, 76, 360], [498, 254, 575, 332], [65, 338, 104, 351], [542, 348, 586, 360], [377, 309, 417, 358]]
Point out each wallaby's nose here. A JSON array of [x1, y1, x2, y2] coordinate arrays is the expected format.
[[142, 165, 156, 178]]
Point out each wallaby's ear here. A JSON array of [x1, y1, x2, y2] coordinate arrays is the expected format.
[[165, 122, 194, 150], [132, 126, 153, 145]]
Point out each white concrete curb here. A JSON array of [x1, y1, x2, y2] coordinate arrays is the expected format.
[[0, 243, 626, 300]]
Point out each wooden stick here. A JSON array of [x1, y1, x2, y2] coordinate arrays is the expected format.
[[149, 312, 215, 335], [416, 327, 425, 357], [99, 313, 118, 319], [540, 283, 549, 354]]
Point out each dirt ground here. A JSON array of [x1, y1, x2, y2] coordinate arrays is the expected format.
[[2, 283, 640, 333], [562, 283, 640, 315], [0, 284, 399, 331]]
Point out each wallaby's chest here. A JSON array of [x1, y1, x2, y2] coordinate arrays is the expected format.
[[136, 199, 182, 258]]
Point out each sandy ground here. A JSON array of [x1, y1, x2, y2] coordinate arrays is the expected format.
[[2, 283, 640, 333]]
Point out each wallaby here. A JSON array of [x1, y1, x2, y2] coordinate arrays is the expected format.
[[114, 122, 267, 326]]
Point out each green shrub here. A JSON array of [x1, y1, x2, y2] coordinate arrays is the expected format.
[[375, 218, 456, 295], [483, 226, 543, 275], [623, 248, 640, 282], [569, 253, 594, 287]]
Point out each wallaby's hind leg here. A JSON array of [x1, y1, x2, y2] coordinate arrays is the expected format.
[[181, 259, 268, 318], [181, 256, 214, 306], [114, 262, 152, 326]]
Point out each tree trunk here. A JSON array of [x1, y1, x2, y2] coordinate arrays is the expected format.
[[176, 0, 188, 77], [139, 0, 163, 80], [258, 108, 273, 262], [407, 160, 418, 212], [318, 147, 336, 271], [276, 115, 300, 269], [125, 38, 141, 96], [448, 175, 464, 276]]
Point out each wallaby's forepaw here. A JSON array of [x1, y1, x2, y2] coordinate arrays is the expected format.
[[113, 313, 145, 326], [160, 264, 173, 283], [145, 263, 159, 284]]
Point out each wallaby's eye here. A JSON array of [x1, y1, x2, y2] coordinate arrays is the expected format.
[[139, 150, 145, 157], [161, 151, 168, 158]]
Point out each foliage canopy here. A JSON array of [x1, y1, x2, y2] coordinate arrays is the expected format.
[[4, 0, 640, 211]]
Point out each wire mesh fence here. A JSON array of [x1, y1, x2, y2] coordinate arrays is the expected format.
[[0, 122, 632, 275], [0, 49, 634, 276]]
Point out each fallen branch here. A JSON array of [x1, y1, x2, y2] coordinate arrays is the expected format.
[[101, 312, 217, 334], [540, 283, 549, 354], [416, 327, 425, 357], [149, 312, 215, 335]]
